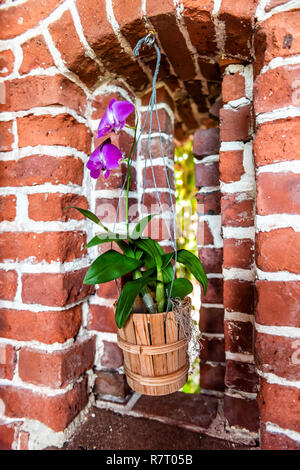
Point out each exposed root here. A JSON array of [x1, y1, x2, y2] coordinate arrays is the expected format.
[[169, 297, 201, 374]]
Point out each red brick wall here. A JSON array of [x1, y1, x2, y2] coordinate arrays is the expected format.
[[254, 4, 300, 450], [219, 62, 259, 434], [194, 127, 225, 396], [0, 0, 299, 451]]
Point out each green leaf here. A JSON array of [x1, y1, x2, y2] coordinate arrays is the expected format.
[[67, 207, 109, 232], [86, 234, 135, 258], [162, 263, 175, 284], [115, 240, 135, 258], [84, 249, 143, 285], [135, 238, 163, 268], [86, 232, 126, 249], [166, 278, 193, 299], [177, 249, 208, 294], [115, 273, 153, 328], [131, 214, 157, 239]]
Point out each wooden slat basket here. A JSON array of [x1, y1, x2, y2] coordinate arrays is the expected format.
[[117, 310, 190, 396]]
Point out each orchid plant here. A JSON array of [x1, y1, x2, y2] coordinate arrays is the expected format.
[[71, 98, 207, 329]]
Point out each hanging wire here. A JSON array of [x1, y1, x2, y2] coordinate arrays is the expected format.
[[112, 31, 178, 319]]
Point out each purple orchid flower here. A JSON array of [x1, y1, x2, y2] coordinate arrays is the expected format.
[[87, 138, 123, 179], [97, 98, 134, 138]]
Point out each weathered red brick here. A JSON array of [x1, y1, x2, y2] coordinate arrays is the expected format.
[[219, 1, 259, 58], [254, 11, 300, 75], [224, 280, 254, 315], [220, 105, 252, 142], [219, 150, 244, 183], [201, 277, 223, 304], [195, 162, 219, 188], [0, 306, 82, 344], [180, 1, 216, 57], [21, 269, 94, 307], [0, 155, 84, 187], [200, 336, 225, 362], [176, 100, 199, 130], [0, 195, 16, 221], [142, 165, 175, 191], [198, 247, 223, 273], [140, 108, 173, 135], [142, 192, 175, 215], [221, 192, 254, 227], [96, 279, 122, 301], [141, 86, 175, 112], [49, 10, 100, 88], [193, 128, 220, 158], [225, 360, 258, 393], [223, 238, 254, 269], [95, 196, 138, 226], [140, 136, 175, 160], [256, 228, 300, 273], [112, 0, 145, 50], [0, 0, 64, 40], [0, 378, 88, 432], [225, 320, 254, 354], [146, 2, 196, 81], [76, 0, 148, 91], [196, 220, 214, 246], [199, 306, 224, 334], [19, 337, 95, 388], [222, 73, 245, 103], [257, 172, 300, 215], [258, 379, 300, 433], [0, 50, 14, 77], [209, 97, 222, 118], [254, 66, 299, 114], [17, 114, 91, 153], [0, 121, 14, 151], [101, 341, 123, 369], [20, 35, 54, 75], [0, 421, 19, 450], [198, 60, 220, 81], [260, 423, 300, 450], [0, 344, 16, 380], [197, 191, 221, 215], [200, 363, 225, 392], [0, 270, 17, 301], [255, 280, 300, 327], [28, 193, 88, 222], [254, 118, 300, 166], [0, 231, 87, 263], [0, 75, 86, 115], [224, 394, 259, 432], [87, 305, 117, 334], [94, 370, 130, 399], [256, 333, 300, 381]]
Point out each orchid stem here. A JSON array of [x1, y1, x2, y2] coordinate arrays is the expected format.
[[126, 122, 138, 239]]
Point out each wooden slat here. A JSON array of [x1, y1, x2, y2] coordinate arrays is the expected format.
[[119, 306, 190, 396], [148, 313, 168, 378], [165, 311, 180, 374], [132, 314, 154, 370], [118, 317, 140, 374], [178, 315, 188, 369]]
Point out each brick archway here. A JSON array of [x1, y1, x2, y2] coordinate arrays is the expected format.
[[0, 0, 299, 450]]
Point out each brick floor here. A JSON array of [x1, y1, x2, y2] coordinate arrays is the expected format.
[[63, 407, 255, 450]]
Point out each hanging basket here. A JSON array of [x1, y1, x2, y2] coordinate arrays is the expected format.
[[117, 302, 190, 396]]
